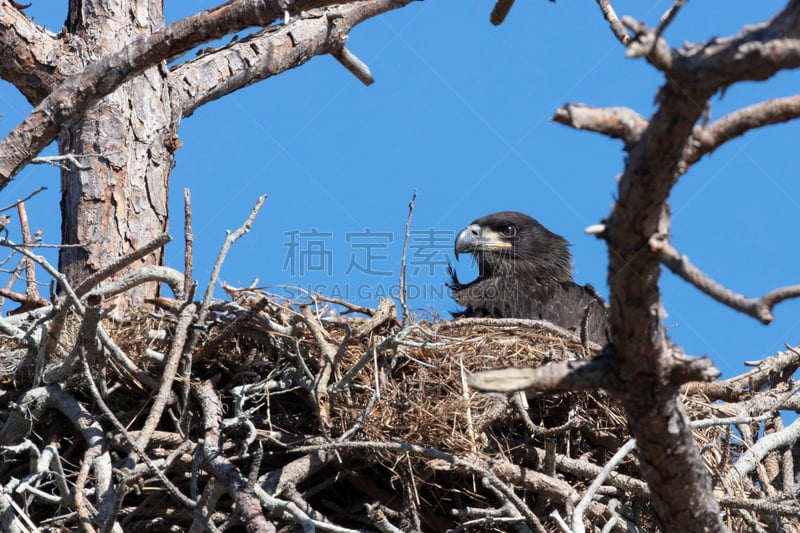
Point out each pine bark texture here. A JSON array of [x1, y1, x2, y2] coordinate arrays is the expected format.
[[59, 1, 174, 313]]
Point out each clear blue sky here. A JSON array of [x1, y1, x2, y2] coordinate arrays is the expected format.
[[1, 1, 799, 378]]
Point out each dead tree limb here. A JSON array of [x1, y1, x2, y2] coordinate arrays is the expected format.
[[171, 1, 415, 117], [468, 353, 618, 393], [195, 379, 274, 533], [651, 236, 800, 324], [683, 95, 800, 168], [0, 0, 415, 184], [594, 0, 631, 46]]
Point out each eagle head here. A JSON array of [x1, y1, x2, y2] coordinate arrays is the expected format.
[[454, 211, 573, 282]]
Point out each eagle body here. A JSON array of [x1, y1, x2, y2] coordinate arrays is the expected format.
[[449, 211, 607, 343]]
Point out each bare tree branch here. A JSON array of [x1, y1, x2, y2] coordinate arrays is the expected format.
[[683, 94, 800, 169], [468, 353, 618, 393], [0, 0, 413, 186], [195, 379, 274, 533], [594, 0, 631, 46], [332, 46, 375, 86], [654, 0, 688, 41], [172, 1, 410, 116], [651, 236, 800, 324], [398, 189, 416, 323], [74, 233, 173, 298], [724, 417, 800, 488], [685, 344, 800, 401], [572, 438, 637, 533], [0, 3, 60, 103], [552, 104, 648, 148]]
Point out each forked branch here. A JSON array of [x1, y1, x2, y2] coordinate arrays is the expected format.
[[651, 236, 800, 324], [684, 94, 800, 168]]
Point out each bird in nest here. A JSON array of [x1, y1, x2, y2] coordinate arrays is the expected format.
[[448, 211, 608, 344]]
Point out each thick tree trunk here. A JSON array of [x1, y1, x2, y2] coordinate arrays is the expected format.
[[58, 0, 176, 316]]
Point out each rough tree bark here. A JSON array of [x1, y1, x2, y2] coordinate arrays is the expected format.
[[58, 0, 174, 314]]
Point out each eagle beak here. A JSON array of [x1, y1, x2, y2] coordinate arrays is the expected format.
[[454, 224, 480, 260], [454, 223, 511, 260]]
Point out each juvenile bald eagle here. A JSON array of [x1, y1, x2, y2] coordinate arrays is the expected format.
[[449, 211, 608, 344]]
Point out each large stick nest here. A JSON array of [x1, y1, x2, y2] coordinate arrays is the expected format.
[[0, 288, 798, 532]]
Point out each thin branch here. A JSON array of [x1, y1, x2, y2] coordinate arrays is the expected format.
[[594, 0, 631, 45], [90, 265, 185, 301], [651, 236, 800, 324], [468, 352, 618, 393], [331, 47, 374, 86], [199, 194, 266, 320], [654, 0, 689, 41], [724, 417, 800, 488], [16, 202, 40, 303], [552, 104, 647, 148], [301, 304, 337, 428], [398, 189, 416, 324], [685, 344, 800, 401], [0, 0, 408, 185], [572, 439, 637, 533], [0, 186, 47, 214], [683, 94, 800, 169], [135, 302, 196, 452], [183, 188, 193, 297], [74, 233, 172, 297], [172, 1, 414, 117], [31, 154, 91, 171]]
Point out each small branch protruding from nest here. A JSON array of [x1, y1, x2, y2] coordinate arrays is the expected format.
[[724, 417, 800, 489], [300, 305, 338, 428], [75, 233, 173, 298], [135, 302, 196, 451], [199, 194, 266, 319], [468, 353, 617, 393], [572, 438, 637, 533], [685, 344, 800, 402], [194, 380, 272, 531], [651, 236, 800, 324], [0, 186, 46, 214], [331, 46, 374, 86], [399, 189, 416, 324], [16, 201, 43, 308]]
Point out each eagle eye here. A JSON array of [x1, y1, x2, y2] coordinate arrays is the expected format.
[[501, 225, 516, 237]]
